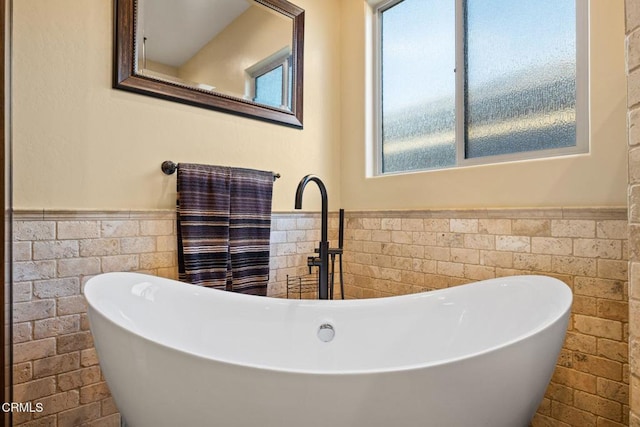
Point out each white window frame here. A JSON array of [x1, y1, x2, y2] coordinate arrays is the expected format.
[[368, 0, 590, 176], [245, 46, 292, 110]]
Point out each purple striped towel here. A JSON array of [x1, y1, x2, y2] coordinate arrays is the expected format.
[[177, 163, 273, 296]]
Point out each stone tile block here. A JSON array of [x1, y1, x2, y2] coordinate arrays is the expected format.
[[573, 390, 622, 422], [14, 362, 33, 384], [296, 218, 320, 230], [597, 300, 629, 322], [390, 230, 412, 244], [572, 352, 623, 381], [552, 365, 597, 394], [464, 234, 494, 250], [630, 69, 640, 108], [57, 258, 101, 278], [286, 230, 307, 243], [597, 220, 628, 239], [513, 253, 551, 271], [14, 281, 32, 303], [463, 264, 495, 280], [57, 331, 94, 354], [422, 218, 449, 232], [100, 220, 139, 237], [14, 241, 32, 261], [13, 322, 33, 344], [81, 348, 100, 367], [573, 295, 597, 316], [13, 377, 56, 402], [35, 390, 80, 418], [478, 219, 511, 235], [450, 248, 479, 265], [14, 221, 56, 241], [574, 315, 622, 340], [14, 261, 56, 282], [85, 413, 121, 427], [80, 239, 120, 257], [58, 366, 102, 391], [34, 315, 80, 339], [80, 382, 111, 405], [57, 402, 101, 427], [550, 400, 596, 427], [479, 250, 513, 268], [598, 259, 629, 281], [574, 239, 622, 260], [496, 235, 530, 252], [552, 256, 597, 277], [362, 218, 382, 230], [57, 295, 88, 316], [574, 277, 625, 300], [33, 353, 80, 378], [564, 331, 597, 354], [423, 246, 450, 261], [437, 232, 464, 248], [272, 217, 296, 231], [140, 220, 174, 236], [531, 237, 573, 256], [58, 221, 100, 240], [156, 236, 178, 252], [353, 229, 372, 241], [597, 377, 629, 405], [628, 1, 640, 32], [512, 219, 551, 237], [19, 415, 57, 427], [101, 254, 139, 273], [100, 397, 119, 416], [597, 338, 629, 363], [450, 219, 477, 233], [14, 300, 56, 323], [33, 240, 80, 260], [552, 220, 596, 238], [380, 218, 401, 230], [33, 278, 80, 299], [411, 231, 436, 246], [436, 261, 464, 278]]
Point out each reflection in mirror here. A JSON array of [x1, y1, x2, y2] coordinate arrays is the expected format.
[[114, 0, 304, 127], [138, 0, 293, 110]]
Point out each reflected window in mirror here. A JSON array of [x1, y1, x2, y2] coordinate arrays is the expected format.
[[246, 47, 292, 109]]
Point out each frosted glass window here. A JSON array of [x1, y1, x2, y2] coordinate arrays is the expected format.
[[254, 65, 284, 108], [380, 0, 456, 173], [374, 0, 585, 174], [465, 0, 577, 158]]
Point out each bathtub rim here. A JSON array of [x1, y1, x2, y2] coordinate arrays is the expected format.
[[85, 272, 572, 376]]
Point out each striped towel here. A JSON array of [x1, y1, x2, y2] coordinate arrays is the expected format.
[[177, 163, 273, 296]]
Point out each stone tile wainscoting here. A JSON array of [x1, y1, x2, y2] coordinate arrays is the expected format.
[[343, 208, 629, 427], [627, 0, 640, 425], [10, 209, 327, 426], [12, 208, 629, 426]]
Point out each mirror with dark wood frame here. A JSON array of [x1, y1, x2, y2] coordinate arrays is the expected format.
[[114, 0, 304, 128]]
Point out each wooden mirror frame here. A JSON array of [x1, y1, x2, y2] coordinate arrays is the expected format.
[[114, 0, 304, 128]]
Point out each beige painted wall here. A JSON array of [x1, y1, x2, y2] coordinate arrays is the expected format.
[[12, 0, 627, 213], [12, 0, 341, 212], [179, 5, 291, 98], [340, 0, 628, 210]]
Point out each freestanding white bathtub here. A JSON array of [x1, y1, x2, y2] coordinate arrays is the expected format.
[[85, 272, 571, 427]]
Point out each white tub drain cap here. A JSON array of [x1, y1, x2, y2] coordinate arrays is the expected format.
[[317, 323, 335, 342]]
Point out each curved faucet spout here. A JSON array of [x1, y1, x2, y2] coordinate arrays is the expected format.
[[294, 174, 330, 299], [294, 174, 328, 242]]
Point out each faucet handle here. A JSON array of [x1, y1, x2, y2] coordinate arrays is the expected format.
[[307, 256, 318, 274]]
